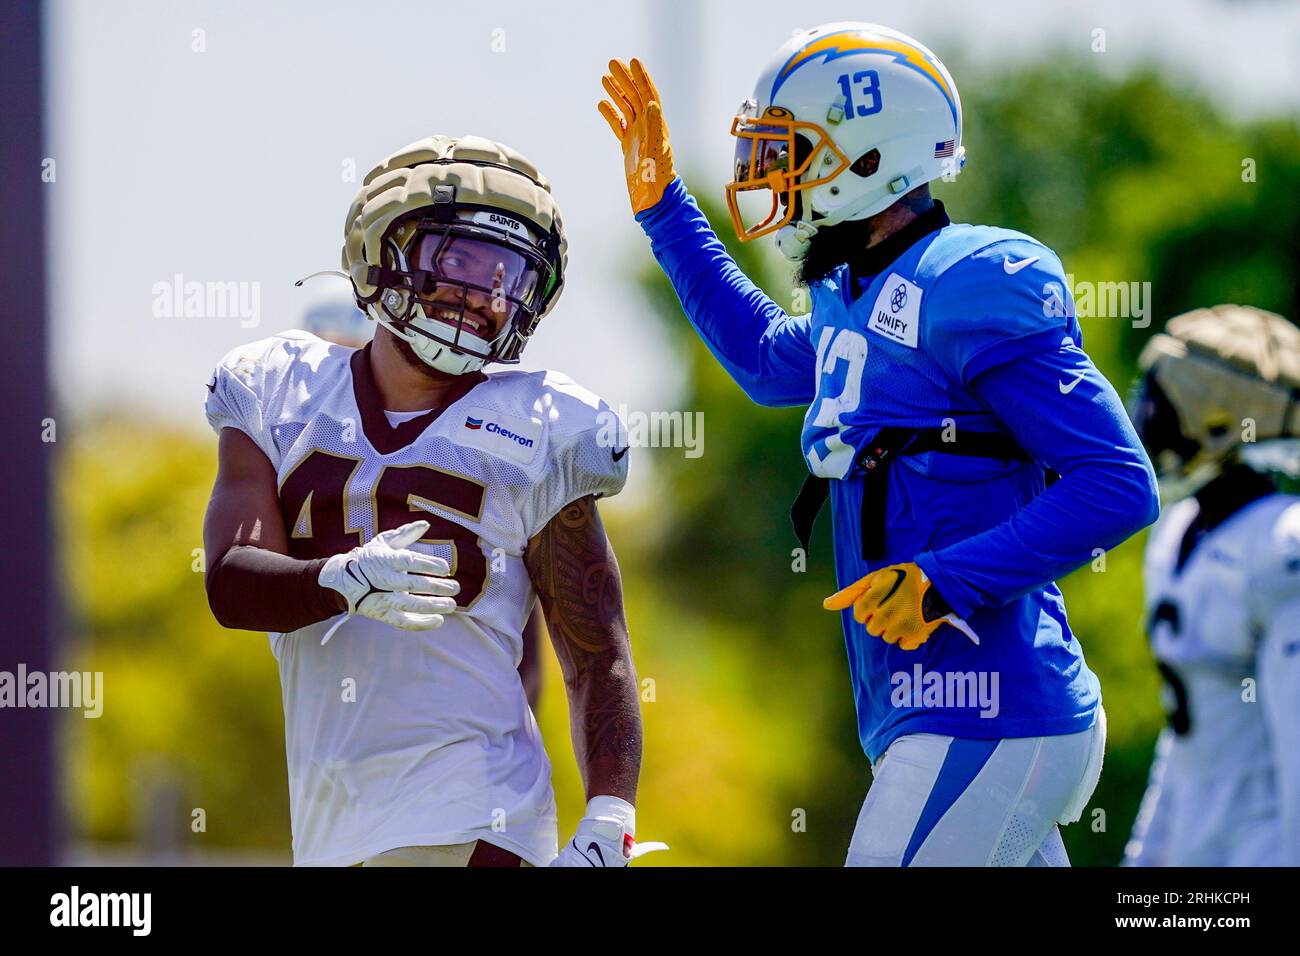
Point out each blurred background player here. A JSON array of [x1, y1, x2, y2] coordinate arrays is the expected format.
[[600, 23, 1159, 865], [202, 135, 659, 867], [1124, 305, 1300, 866], [301, 295, 372, 350]]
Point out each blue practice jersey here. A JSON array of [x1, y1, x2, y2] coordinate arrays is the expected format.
[[638, 178, 1159, 759]]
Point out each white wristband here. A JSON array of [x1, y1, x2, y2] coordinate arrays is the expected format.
[[586, 795, 635, 837]]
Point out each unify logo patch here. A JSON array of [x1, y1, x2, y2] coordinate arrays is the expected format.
[[868, 272, 922, 348], [457, 406, 542, 464]]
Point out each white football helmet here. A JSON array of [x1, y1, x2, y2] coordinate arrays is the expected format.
[[725, 22, 964, 260]]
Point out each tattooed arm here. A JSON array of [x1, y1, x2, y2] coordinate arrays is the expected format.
[[524, 494, 641, 803]]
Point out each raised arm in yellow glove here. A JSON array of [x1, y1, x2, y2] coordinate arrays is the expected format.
[[597, 57, 676, 214], [823, 562, 975, 652]]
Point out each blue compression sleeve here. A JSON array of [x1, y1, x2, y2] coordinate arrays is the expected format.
[[636, 178, 816, 407], [915, 341, 1160, 616]]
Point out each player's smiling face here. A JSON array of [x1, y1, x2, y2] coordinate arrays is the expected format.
[[419, 286, 502, 340], [413, 234, 539, 342]]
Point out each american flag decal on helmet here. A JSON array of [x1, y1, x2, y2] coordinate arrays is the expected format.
[[934, 140, 955, 158]]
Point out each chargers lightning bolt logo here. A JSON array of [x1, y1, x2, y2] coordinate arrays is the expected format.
[[770, 30, 958, 128]]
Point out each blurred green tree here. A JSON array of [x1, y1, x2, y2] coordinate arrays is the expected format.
[[62, 420, 291, 858]]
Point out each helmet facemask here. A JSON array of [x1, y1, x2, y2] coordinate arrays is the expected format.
[[1129, 367, 1209, 497], [364, 206, 561, 375], [726, 23, 965, 257], [724, 101, 848, 242], [341, 135, 569, 376]]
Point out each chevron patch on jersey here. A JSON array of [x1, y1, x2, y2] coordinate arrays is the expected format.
[[453, 406, 542, 464]]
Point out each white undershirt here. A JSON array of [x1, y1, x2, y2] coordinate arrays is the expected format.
[[383, 408, 430, 427]]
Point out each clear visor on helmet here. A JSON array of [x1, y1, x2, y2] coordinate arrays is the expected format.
[[732, 123, 794, 185], [724, 101, 849, 242], [412, 232, 540, 339], [377, 217, 550, 360]]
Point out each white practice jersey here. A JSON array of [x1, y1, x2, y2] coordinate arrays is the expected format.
[[205, 330, 628, 866], [1125, 492, 1300, 866]]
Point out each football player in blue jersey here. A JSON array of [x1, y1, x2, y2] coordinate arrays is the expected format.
[[599, 22, 1160, 865]]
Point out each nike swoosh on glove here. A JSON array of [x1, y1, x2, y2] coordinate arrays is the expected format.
[[598, 57, 676, 215], [823, 562, 978, 651], [317, 520, 460, 642], [550, 796, 669, 867]]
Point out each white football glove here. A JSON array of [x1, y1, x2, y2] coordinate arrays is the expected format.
[[550, 796, 669, 867], [317, 520, 459, 642]]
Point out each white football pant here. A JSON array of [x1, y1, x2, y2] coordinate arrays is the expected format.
[[847, 708, 1106, 866]]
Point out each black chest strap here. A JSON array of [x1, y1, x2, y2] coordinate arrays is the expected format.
[[791, 426, 1039, 562]]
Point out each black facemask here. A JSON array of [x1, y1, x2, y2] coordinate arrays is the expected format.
[[1130, 369, 1202, 471]]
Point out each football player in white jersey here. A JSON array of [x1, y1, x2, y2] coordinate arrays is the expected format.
[[299, 294, 551, 709], [202, 135, 661, 867], [1124, 305, 1300, 866]]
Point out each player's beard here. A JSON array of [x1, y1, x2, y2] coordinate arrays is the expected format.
[[796, 215, 877, 287], [380, 324, 465, 383]]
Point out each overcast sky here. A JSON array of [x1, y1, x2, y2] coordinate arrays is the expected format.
[[46, 0, 1300, 432]]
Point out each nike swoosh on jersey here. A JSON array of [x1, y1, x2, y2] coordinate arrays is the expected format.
[[611, 446, 629, 462], [1003, 255, 1040, 274], [1058, 370, 1087, 394]]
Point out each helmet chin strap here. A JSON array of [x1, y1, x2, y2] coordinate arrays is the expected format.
[[369, 308, 489, 376], [362, 232, 526, 375], [410, 330, 486, 376], [778, 154, 938, 260], [776, 221, 818, 261], [1158, 459, 1228, 503], [776, 184, 888, 262]]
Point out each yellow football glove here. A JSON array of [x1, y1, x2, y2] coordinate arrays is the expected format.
[[597, 57, 676, 215], [823, 563, 948, 651]]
